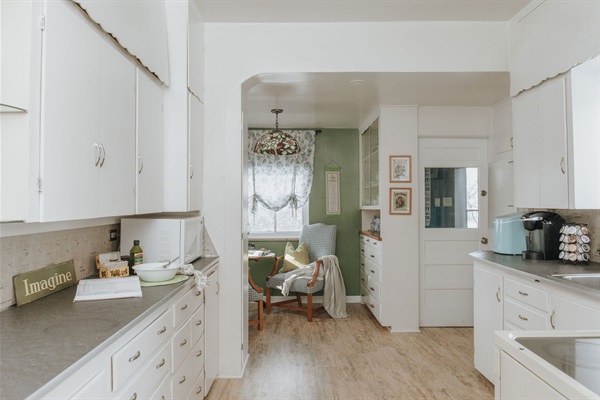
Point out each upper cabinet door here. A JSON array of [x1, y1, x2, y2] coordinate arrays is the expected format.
[[187, 1, 204, 101], [188, 94, 203, 211], [513, 89, 540, 208], [136, 69, 165, 214]]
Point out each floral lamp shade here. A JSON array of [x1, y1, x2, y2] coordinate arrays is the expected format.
[[253, 109, 301, 156]]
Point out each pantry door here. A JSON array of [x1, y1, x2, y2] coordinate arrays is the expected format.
[[419, 138, 488, 326]]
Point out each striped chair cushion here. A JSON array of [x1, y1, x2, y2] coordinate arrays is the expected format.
[[266, 271, 325, 294], [249, 287, 263, 302], [299, 224, 337, 262]]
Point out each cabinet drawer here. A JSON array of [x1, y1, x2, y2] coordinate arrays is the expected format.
[[120, 341, 171, 400], [361, 285, 370, 307], [367, 276, 381, 302], [112, 309, 172, 391], [359, 255, 366, 273], [359, 269, 368, 288], [173, 286, 202, 329], [359, 242, 366, 258], [191, 304, 205, 347], [366, 244, 381, 265], [366, 260, 381, 284], [367, 293, 381, 320], [172, 319, 192, 373], [172, 334, 205, 400], [504, 298, 548, 330], [360, 235, 367, 244], [504, 278, 548, 312], [149, 373, 171, 400], [188, 369, 205, 400]]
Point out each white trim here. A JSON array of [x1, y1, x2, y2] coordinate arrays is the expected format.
[[0, 216, 120, 238]]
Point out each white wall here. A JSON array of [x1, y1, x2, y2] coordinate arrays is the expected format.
[[418, 106, 492, 138], [203, 21, 509, 377], [509, 0, 600, 95]]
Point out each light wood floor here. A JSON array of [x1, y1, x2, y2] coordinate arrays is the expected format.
[[206, 303, 494, 400]]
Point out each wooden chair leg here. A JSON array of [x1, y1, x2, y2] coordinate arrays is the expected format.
[[266, 287, 271, 314], [258, 299, 264, 331], [307, 292, 313, 322], [296, 293, 303, 307]]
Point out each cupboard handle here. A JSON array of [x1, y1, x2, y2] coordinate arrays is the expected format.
[[370, 287, 374, 291], [189, 163, 194, 179], [370, 304, 375, 309], [195, 291, 202, 296], [510, 137, 514, 148], [361, 278, 365, 282], [130, 393, 137, 400], [370, 255, 375, 258], [560, 157, 566, 174], [518, 314, 528, 321], [197, 350, 203, 357], [138, 155, 144, 174], [196, 320, 202, 326], [94, 142, 100, 166], [196, 386, 203, 395], [181, 304, 188, 310], [370, 270, 375, 273], [518, 291, 528, 296], [495, 287, 501, 303], [180, 339, 187, 347], [157, 326, 167, 335], [550, 310, 556, 329], [179, 376, 186, 384], [156, 358, 165, 369], [128, 351, 141, 362], [99, 143, 106, 167]]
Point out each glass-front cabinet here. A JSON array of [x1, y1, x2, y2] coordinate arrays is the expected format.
[[360, 118, 379, 208]]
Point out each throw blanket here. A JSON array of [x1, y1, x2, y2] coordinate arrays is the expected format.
[[281, 255, 348, 319]]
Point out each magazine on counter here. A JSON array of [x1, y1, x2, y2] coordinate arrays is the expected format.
[[73, 276, 142, 302]]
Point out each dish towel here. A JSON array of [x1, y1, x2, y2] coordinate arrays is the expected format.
[[178, 264, 209, 292]]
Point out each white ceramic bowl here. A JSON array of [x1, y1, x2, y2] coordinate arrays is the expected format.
[[133, 263, 179, 282]]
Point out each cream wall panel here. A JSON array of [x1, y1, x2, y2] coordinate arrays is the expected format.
[[418, 106, 492, 138]]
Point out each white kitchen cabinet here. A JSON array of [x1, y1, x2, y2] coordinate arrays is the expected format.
[[40, 0, 135, 222], [204, 263, 219, 394], [360, 119, 379, 208], [187, 1, 205, 101], [499, 351, 567, 400], [136, 68, 165, 214], [360, 234, 384, 322], [164, 1, 205, 212], [473, 264, 503, 383], [492, 99, 513, 155], [549, 293, 600, 331]]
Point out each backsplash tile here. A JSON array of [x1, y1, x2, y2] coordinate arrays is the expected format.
[[0, 224, 118, 310]]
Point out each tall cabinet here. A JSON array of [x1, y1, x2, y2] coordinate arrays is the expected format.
[[360, 118, 379, 208]]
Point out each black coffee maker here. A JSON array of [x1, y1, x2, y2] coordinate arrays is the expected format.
[[521, 211, 565, 260]]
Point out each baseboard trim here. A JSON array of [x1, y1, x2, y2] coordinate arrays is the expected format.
[[269, 295, 363, 303]]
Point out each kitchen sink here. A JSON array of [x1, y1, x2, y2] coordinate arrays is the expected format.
[[550, 273, 600, 291]]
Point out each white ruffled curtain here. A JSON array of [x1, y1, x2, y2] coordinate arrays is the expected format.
[[248, 130, 316, 214]]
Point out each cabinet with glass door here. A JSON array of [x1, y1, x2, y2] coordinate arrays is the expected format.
[[361, 118, 379, 208]]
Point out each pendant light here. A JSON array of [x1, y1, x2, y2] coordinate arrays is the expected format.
[[253, 109, 300, 155]]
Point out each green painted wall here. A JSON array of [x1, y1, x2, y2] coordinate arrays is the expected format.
[[249, 128, 361, 296]]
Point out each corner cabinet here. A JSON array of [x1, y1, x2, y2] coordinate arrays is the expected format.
[[360, 118, 379, 208], [513, 56, 600, 209]]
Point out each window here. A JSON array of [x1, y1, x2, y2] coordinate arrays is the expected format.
[[249, 202, 309, 239]]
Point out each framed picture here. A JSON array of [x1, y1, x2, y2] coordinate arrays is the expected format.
[[390, 188, 412, 215], [389, 155, 411, 183]]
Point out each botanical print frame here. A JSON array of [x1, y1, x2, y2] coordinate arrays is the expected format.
[[389, 155, 411, 183], [390, 188, 412, 215]]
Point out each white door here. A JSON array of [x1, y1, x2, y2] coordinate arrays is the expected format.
[[419, 138, 488, 326], [188, 93, 203, 211]]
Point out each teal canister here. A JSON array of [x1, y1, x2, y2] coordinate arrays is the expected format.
[[493, 213, 527, 255]]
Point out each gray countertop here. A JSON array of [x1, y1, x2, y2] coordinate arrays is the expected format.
[[470, 251, 600, 297], [0, 257, 218, 400]]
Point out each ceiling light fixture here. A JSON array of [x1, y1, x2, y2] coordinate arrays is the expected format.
[[253, 109, 300, 156]]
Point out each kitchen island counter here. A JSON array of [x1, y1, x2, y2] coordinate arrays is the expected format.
[[470, 251, 600, 298], [0, 257, 218, 400]]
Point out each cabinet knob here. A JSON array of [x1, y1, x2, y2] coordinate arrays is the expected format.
[[480, 237, 488, 245]]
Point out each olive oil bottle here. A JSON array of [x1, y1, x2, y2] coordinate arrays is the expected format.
[[129, 240, 143, 274]]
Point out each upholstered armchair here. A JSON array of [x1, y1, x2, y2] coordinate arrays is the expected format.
[[265, 223, 337, 321], [248, 266, 264, 330]]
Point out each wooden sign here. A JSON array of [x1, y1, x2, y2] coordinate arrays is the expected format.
[[13, 260, 77, 306]]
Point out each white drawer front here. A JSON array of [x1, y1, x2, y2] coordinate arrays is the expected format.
[[112, 309, 172, 391], [188, 369, 205, 400], [191, 303, 205, 347], [359, 242, 366, 258], [173, 286, 202, 329], [366, 244, 381, 265], [367, 293, 381, 320], [504, 278, 548, 312], [360, 235, 367, 244], [361, 285, 370, 307], [149, 374, 171, 400], [359, 255, 366, 273], [172, 319, 192, 373], [120, 341, 171, 400], [359, 269, 368, 289], [366, 260, 381, 284], [172, 335, 205, 400], [367, 276, 381, 302], [504, 298, 548, 330]]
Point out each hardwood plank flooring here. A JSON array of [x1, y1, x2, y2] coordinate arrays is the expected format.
[[206, 303, 493, 400]]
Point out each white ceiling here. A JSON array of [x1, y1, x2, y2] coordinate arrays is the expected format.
[[200, 0, 529, 129]]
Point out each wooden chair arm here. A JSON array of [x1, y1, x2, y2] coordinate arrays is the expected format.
[[248, 266, 263, 294], [266, 256, 284, 281], [306, 259, 323, 287]]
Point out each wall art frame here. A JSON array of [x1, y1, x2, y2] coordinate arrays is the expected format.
[[389, 155, 411, 183], [390, 187, 412, 215]]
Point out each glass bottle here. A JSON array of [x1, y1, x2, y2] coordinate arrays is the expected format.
[[129, 240, 143, 274]]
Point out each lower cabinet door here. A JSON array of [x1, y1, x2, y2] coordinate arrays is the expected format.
[[500, 352, 566, 399], [120, 342, 171, 400]]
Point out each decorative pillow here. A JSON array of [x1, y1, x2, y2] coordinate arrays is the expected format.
[[279, 242, 309, 273]]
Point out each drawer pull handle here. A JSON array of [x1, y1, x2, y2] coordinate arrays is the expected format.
[[181, 304, 188, 310], [156, 358, 165, 369], [195, 291, 202, 296], [360, 249, 365, 253], [370, 304, 375, 309], [361, 278, 365, 282], [370, 270, 375, 273], [496, 287, 501, 303], [196, 320, 202, 326], [550, 310, 556, 329], [180, 339, 187, 347], [197, 350, 203, 357], [518, 291, 528, 296], [157, 326, 167, 335], [196, 386, 203, 395], [179, 376, 186, 384], [128, 351, 141, 362], [518, 314, 528, 321], [370, 287, 375, 291], [130, 393, 137, 400], [161, 396, 165, 400], [370, 255, 375, 258]]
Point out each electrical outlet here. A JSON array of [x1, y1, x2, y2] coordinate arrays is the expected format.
[[109, 229, 118, 242]]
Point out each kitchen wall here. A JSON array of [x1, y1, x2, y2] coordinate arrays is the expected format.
[[545, 209, 600, 263], [0, 224, 118, 310], [250, 128, 361, 296]]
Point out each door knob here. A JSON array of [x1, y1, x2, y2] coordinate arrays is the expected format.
[[481, 237, 488, 244], [480, 190, 487, 197]]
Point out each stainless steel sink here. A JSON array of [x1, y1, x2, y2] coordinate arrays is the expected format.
[[550, 273, 600, 291]]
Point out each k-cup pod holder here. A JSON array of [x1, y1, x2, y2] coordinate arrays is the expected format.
[[558, 223, 591, 264]]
